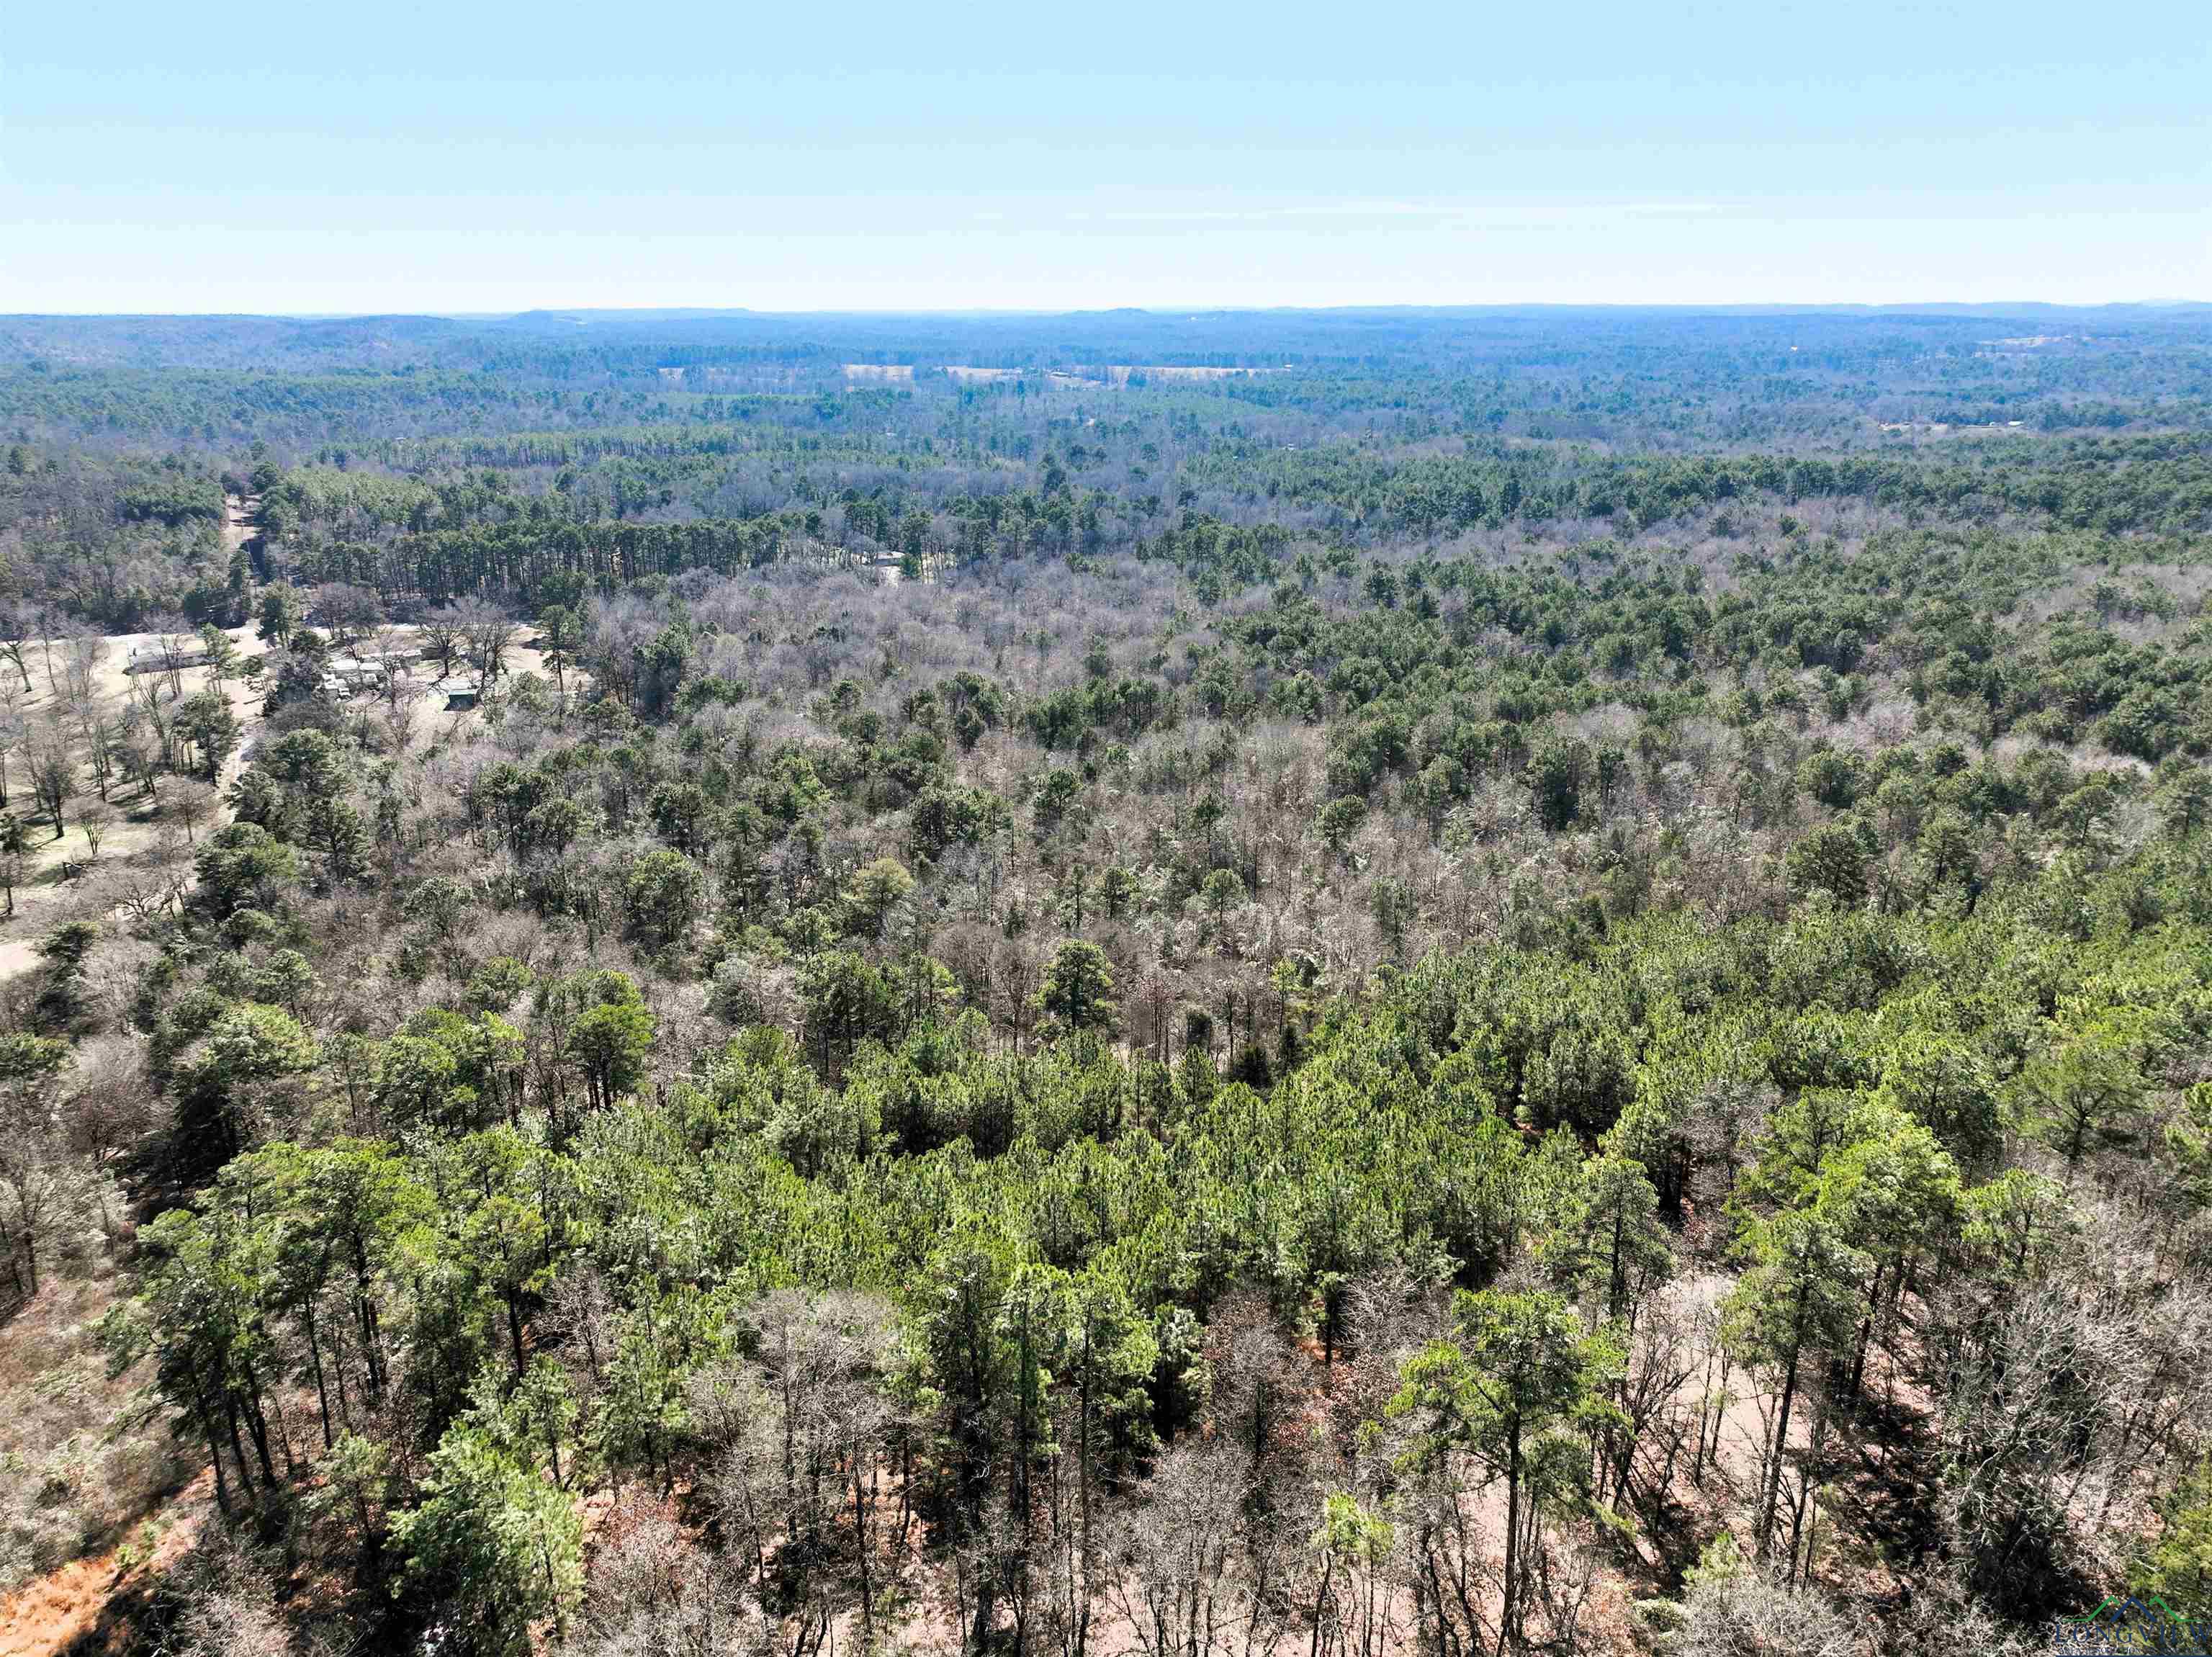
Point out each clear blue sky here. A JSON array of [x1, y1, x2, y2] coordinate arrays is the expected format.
[[3, 0, 2206, 313]]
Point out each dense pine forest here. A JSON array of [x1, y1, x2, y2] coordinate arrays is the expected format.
[[3, 305, 2212, 1657]]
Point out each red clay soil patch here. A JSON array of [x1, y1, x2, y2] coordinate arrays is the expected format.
[[0, 1470, 214, 1657]]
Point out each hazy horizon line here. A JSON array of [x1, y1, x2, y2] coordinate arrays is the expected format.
[[4, 298, 2210, 320]]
